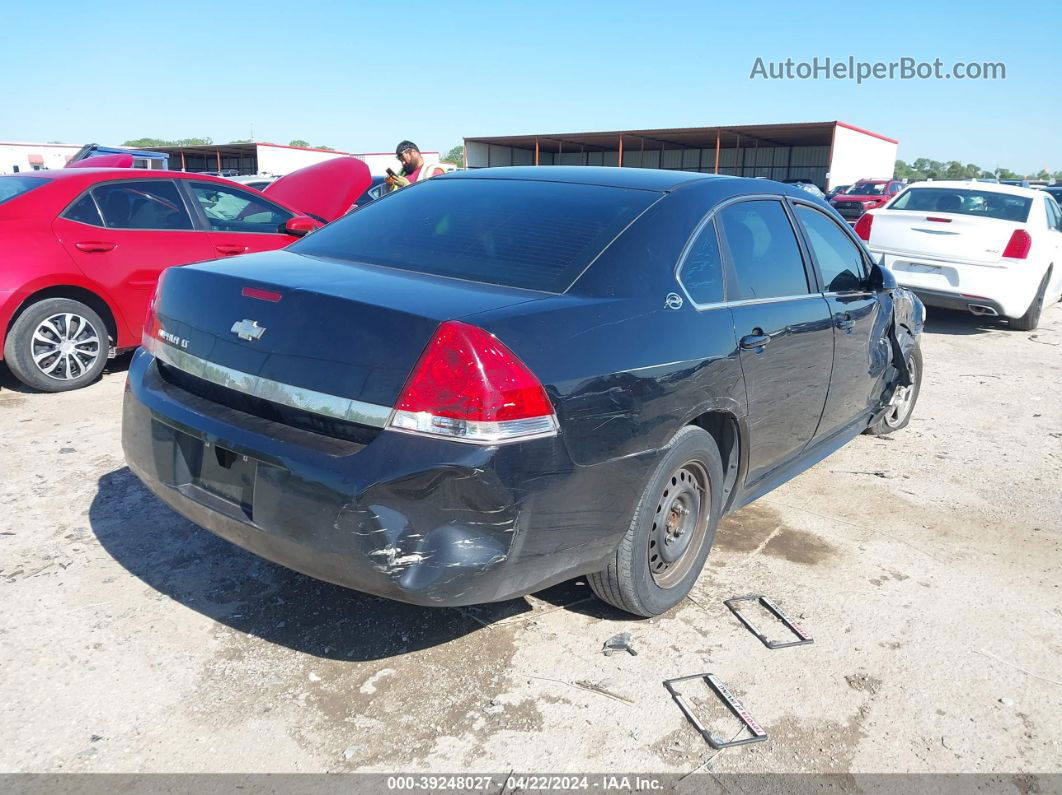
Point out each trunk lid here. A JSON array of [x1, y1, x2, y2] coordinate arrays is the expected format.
[[263, 157, 372, 222], [869, 209, 1021, 265], [152, 250, 545, 411]]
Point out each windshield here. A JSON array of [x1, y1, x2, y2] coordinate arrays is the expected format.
[[890, 187, 1032, 222], [0, 176, 49, 206], [847, 182, 886, 195], [291, 178, 659, 292]]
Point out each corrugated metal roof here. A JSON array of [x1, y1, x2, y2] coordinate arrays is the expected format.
[[466, 121, 896, 151]]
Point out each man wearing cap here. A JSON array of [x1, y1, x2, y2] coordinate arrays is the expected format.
[[388, 141, 446, 191]]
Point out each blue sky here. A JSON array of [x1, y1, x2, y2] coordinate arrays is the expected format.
[[3, 0, 1058, 172]]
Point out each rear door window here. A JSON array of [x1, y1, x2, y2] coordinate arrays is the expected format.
[[1044, 197, 1062, 232], [717, 200, 809, 300], [190, 183, 291, 233], [794, 205, 866, 292], [63, 194, 104, 226], [678, 218, 725, 305], [93, 180, 193, 230], [290, 178, 659, 292]]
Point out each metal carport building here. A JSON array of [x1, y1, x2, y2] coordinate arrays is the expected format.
[[464, 121, 897, 191]]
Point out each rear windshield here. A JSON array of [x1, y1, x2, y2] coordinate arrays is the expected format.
[[890, 187, 1032, 222], [291, 177, 658, 292], [848, 182, 886, 195], [0, 176, 48, 206]]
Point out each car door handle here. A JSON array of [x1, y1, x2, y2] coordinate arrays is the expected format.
[[75, 241, 116, 253], [739, 330, 771, 351], [835, 313, 854, 333], [216, 244, 248, 256]]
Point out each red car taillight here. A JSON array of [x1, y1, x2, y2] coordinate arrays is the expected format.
[[1002, 229, 1032, 260], [142, 270, 168, 346], [854, 213, 874, 241], [389, 321, 558, 444]]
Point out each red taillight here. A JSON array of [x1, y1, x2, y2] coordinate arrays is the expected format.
[[142, 270, 168, 346], [925, 216, 952, 223], [389, 320, 557, 443], [854, 213, 874, 241], [1002, 229, 1032, 260]]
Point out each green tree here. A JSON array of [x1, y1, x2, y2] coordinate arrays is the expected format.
[[289, 139, 310, 147], [122, 137, 212, 147], [229, 138, 253, 144], [315, 145, 334, 151], [442, 145, 464, 165], [943, 161, 967, 179], [995, 167, 1019, 180]]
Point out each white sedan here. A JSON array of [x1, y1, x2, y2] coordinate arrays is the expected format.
[[856, 181, 1062, 330]]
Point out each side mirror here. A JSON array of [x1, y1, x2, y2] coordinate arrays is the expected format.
[[283, 215, 318, 237], [867, 260, 897, 292]]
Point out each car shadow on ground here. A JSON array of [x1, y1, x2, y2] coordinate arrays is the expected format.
[[89, 467, 602, 661], [922, 307, 1004, 336]]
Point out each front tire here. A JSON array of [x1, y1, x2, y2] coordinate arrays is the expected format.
[[1010, 270, 1049, 331], [867, 342, 922, 436], [3, 298, 108, 392], [588, 426, 723, 617]]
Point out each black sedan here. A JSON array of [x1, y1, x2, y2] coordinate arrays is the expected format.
[[123, 167, 924, 617]]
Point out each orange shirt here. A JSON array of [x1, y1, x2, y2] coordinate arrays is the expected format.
[[408, 164, 446, 183]]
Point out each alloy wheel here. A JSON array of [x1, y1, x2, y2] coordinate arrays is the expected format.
[[884, 356, 918, 429], [30, 313, 102, 381]]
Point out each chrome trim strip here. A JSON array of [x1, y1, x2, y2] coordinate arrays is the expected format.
[[144, 336, 393, 428], [724, 294, 826, 308]]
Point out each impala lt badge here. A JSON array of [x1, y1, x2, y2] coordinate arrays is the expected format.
[[231, 319, 266, 341]]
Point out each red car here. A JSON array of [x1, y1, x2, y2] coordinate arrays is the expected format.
[[0, 158, 370, 391], [829, 178, 906, 223]]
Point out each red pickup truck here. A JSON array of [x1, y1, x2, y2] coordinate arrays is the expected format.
[[830, 179, 906, 223]]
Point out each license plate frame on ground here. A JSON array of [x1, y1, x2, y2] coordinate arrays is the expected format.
[[724, 594, 814, 649], [663, 673, 768, 749]]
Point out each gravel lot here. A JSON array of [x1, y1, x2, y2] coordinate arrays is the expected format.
[[1, 304, 1060, 775]]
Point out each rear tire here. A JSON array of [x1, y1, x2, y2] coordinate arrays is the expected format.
[[1010, 270, 1049, 331], [588, 426, 723, 617], [3, 298, 108, 392]]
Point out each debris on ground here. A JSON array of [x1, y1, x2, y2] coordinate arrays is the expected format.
[[573, 679, 634, 704], [602, 632, 638, 656]]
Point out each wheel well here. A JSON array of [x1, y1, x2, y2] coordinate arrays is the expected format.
[[689, 411, 740, 509], [7, 286, 118, 347]]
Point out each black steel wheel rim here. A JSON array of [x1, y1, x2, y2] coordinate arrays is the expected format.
[[649, 460, 710, 589]]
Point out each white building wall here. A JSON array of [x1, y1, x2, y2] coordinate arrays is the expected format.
[[827, 125, 897, 190], [255, 144, 349, 175], [255, 145, 440, 177], [0, 142, 81, 174]]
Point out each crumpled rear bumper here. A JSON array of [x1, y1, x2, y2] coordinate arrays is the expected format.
[[121, 350, 649, 606]]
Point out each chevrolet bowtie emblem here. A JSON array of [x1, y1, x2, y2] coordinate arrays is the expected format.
[[231, 319, 266, 341]]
